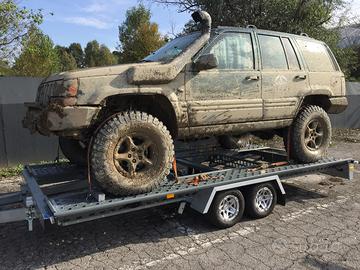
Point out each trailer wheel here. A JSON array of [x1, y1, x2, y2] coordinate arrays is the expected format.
[[244, 183, 277, 219], [207, 189, 245, 229], [91, 111, 174, 196]]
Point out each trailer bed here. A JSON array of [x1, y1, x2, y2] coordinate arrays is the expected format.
[[0, 145, 356, 230]]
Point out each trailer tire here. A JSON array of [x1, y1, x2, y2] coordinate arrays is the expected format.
[[207, 189, 245, 229], [244, 183, 277, 219], [91, 111, 174, 196], [59, 137, 87, 166], [286, 105, 331, 162]]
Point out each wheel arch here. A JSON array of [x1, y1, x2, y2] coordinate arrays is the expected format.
[[95, 94, 179, 138], [300, 94, 332, 112]]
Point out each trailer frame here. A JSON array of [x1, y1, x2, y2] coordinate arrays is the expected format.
[[0, 145, 356, 231]]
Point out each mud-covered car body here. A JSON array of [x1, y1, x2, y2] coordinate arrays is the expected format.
[[23, 17, 347, 141]]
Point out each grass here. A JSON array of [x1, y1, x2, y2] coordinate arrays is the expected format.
[[0, 164, 24, 178], [0, 159, 68, 179]]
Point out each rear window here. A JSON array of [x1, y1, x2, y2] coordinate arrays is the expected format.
[[297, 39, 336, 72]]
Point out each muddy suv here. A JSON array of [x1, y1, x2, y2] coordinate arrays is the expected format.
[[23, 11, 347, 195]]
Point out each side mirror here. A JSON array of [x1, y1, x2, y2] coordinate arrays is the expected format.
[[194, 54, 218, 71]]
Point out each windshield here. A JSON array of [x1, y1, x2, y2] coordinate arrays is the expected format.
[[143, 32, 201, 63]]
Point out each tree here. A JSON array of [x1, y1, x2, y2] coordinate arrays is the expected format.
[[153, 0, 356, 76], [55, 45, 77, 72], [118, 4, 165, 63], [84, 40, 117, 67], [0, 0, 43, 61], [12, 27, 60, 77], [0, 60, 12, 76], [68, 43, 84, 68]]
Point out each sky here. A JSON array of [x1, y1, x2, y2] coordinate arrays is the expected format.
[[21, 0, 191, 51], [21, 0, 360, 52]]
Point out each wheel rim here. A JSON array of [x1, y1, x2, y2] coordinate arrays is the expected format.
[[255, 187, 273, 213], [113, 133, 156, 178], [218, 195, 240, 222], [304, 119, 324, 151]]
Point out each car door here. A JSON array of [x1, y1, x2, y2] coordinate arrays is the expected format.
[[258, 34, 310, 120], [185, 31, 262, 129]]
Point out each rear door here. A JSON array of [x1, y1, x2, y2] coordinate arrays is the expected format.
[[186, 31, 262, 128], [258, 34, 309, 120]]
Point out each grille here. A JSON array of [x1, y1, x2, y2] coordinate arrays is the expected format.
[[36, 81, 64, 105]]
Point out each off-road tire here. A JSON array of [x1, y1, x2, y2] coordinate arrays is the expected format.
[[244, 183, 277, 219], [217, 134, 251, 149], [91, 111, 174, 196], [207, 189, 245, 229], [59, 137, 87, 166], [287, 105, 331, 163]]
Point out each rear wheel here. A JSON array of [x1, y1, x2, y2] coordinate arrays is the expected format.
[[286, 105, 331, 162], [91, 111, 174, 196], [207, 189, 245, 229], [59, 137, 87, 166], [244, 183, 277, 219]]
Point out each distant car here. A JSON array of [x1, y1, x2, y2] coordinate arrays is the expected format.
[[23, 11, 347, 195]]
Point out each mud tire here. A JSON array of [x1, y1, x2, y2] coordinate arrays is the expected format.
[[217, 134, 251, 149], [59, 137, 87, 166], [91, 111, 174, 196], [286, 105, 331, 163]]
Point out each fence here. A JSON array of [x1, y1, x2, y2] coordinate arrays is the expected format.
[[0, 77, 359, 167], [0, 77, 60, 167]]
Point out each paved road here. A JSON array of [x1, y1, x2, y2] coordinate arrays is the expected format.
[[0, 142, 359, 270]]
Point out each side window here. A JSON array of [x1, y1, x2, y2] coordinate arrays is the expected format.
[[282, 38, 301, 70], [296, 39, 336, 72], [209, 32, 254, 70], [258, 35, 288, 70]]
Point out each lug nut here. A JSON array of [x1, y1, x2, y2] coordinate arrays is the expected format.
[[132, 159, 137, 163], [128, 154, 132, 158]]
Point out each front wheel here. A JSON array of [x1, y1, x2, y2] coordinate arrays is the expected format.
[[91, 111, 174, 196], [285, 105, 331, 163]]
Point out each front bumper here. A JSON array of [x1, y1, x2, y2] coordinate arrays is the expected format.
[[23, 103, 100, 136], [328, 97, 348, 114]]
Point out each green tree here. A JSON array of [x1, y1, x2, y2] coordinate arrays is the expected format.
[[12, 27, 60, 77], [118, 4, 165, 63], [0, 0, 43, 61], [68, 42, 84, 68], [55, 45, 77, 72], [0, 60, 12, 76], [84, 40, 117, 67], [154, 0, 356, 76]]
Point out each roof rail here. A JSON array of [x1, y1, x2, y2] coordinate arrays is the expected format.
[[246, 25, 257, 29]]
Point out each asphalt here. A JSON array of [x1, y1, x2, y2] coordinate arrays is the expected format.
[[0, 141, 359, 270]]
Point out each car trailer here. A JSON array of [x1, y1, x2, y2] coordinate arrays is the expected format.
[[0, 145, 357, 231]]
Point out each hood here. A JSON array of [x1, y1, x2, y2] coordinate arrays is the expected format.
[[42, 62, 158, 83]]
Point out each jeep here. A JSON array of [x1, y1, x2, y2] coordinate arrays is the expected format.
[[23, 11, 348, 195]]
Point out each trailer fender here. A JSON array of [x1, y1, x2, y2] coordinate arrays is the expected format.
[[189, 175, 286, 214]]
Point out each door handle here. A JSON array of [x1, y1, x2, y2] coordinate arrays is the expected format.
[[245, 75, 260, 81], [295, 74, 307, 80]]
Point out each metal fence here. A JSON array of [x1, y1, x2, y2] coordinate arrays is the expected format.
[[0, 77, 60, 167], [0, 77, 359, 167]]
